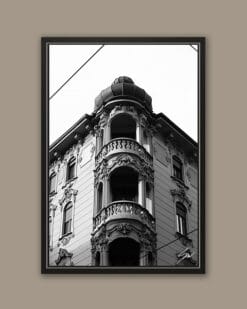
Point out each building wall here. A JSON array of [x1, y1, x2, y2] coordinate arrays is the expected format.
[[49, 134, 95, 266], [153, 134, 198, 266]]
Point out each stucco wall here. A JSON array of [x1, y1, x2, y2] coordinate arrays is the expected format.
[[153, 135, 198, 266], [49, 134, 95, 266]]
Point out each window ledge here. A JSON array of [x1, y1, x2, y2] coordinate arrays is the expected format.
[[62, 177, 78, 188], [171, 176, 189, 189], [59, 232, 73, 241]]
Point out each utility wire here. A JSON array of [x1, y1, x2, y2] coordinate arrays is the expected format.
[[156, 228, 198, 252], [190, 44, 198, 52], [49, 44, 105, 100], [142, 228, 198, 260]]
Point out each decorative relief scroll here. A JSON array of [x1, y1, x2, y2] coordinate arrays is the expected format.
[[109, 105, 139, 121], [94, 153, 154, 186], [95, 138, 153, 167], [59, 183, 78, 210], [55, 248, 74, 266], [91, 221, 156, 257], [170, 188, 192, 210], [93, 201, 155, 231]]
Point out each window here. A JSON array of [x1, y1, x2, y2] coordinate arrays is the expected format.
[[97, 182, 103, 212], [67, 157, 76, 181], [173, 156, 183, 180], [111, 114, 136, 140], [49, 173, 56, 193], [176, 202, 187, 236], [63, 203, 73, 235]]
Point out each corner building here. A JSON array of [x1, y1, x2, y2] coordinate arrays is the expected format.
[[49, 76, 199, 267]]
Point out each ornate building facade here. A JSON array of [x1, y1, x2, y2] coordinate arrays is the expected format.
[[48, 76, 198, 267]]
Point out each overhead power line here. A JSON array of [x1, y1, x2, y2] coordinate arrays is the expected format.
[[49, 44, 105, 100], [190, 44, 198, 52], [156, 228, 198, 252], [142, 228, 198, 260]]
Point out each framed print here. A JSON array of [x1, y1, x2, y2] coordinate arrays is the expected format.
[[42, 37, 205, 274]]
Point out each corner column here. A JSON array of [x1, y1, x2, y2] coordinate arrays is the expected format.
[[103, 176, 110, 207], [136, 122, 142, 144], [101, 245, 109, 266], [104, 124, 111, 144], [138, 176, 145, 207]]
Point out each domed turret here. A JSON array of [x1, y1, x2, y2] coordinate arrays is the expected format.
[[94, 76, 152, 112]]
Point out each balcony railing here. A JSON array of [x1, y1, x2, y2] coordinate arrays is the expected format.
[[95, 138, 152, 166], [93, 201, 155, 231]]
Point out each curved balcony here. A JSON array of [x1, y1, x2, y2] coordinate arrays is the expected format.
[[93, 201, 155, 231], [95, 138, 152, 166]]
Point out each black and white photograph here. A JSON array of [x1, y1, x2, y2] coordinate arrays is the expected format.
[[42, 37, 205, 273]]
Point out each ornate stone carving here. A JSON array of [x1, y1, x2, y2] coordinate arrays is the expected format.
[[91, 227, 108, 254], [94, 153, 154, 186], [49, 203, 57, 217], [59, 183, 78, 209], [95, 138, 153, 167], [99, 111, 109, 128], [93, 201, 155, 231], [55, 248, 74, 266], [176, 247, 196, 265], [140, 114, 148, 128], [109, 105, 139, 121], [110, 223, 132, 235], [170, 188, 192, 209]]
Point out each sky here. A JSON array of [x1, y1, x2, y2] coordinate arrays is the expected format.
[[49, 44, 198, 144]]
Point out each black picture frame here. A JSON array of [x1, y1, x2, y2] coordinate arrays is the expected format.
[[42, 37, 205, 274]]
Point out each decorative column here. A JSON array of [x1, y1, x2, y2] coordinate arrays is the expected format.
[[138, 175, 145, 207], [93, 184, 98, 216], [103, 176, 110, 207], [100, 244, 109, 266], [104, 124, 111, 144], [139, 248, 147, 266], [136, 122, 142, 144], [148, 130, 154, 156]]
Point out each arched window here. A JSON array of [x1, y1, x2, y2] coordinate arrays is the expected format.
[[49, 172, 56, 193], [173, 156, 183, 181], [97, 182, 103, 212], [111, 114, 136, 140], [67, 157, 76, 181], [63, 203, 73, 235], [110, 167, 138, 202], [176, 202, 187, 236]]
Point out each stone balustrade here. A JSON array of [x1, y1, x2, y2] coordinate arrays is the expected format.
[[95, 138, 152, 166], [93, 201, 155, 231]]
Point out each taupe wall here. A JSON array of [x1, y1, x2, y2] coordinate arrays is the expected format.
[[1, 0, 246, 308]]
